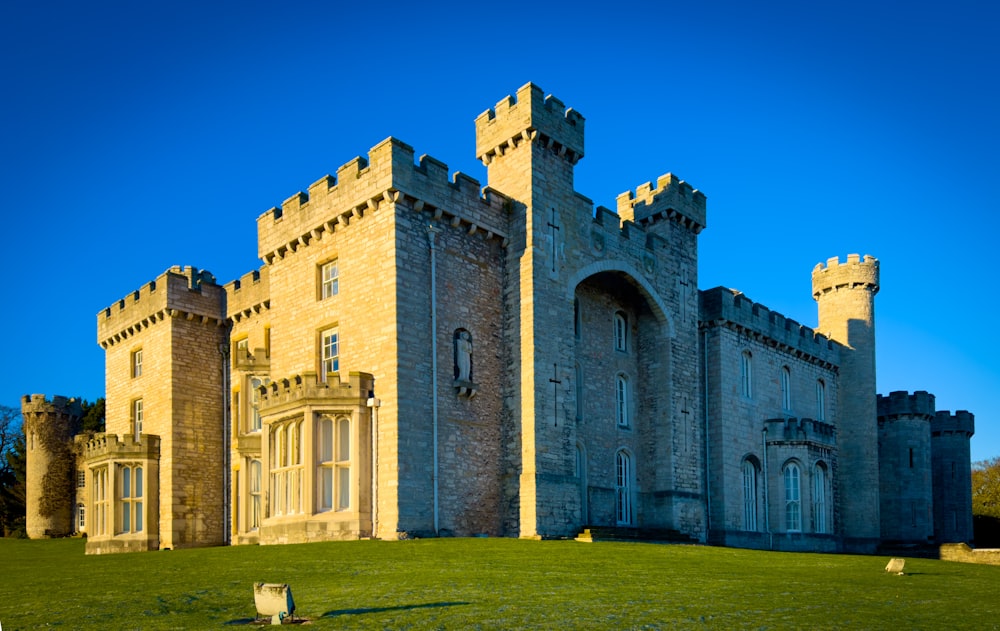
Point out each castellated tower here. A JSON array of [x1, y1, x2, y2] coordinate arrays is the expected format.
[[812, 254, 880, 552], [877, 391, 934, 544], [931, 410, 975, 543], [22, 394, 82, 538]]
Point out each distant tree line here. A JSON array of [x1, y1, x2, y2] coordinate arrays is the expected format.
[[0, 399, 104, 537], [973, 457, 1000, 547]]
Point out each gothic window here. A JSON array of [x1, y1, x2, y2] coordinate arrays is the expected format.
[[615, 374, 630, 428], [131, 348, 143, 378], [132, 399, 143, 441], [575, 363, 583, 422], [615, 450, 633, 526], [321, 328, 339, 377], [120, 465, 143, 533], [269, 422, 302, 517], [613, 311, 627, 352], [320, 259, 339, 299], [574, 298, 581, 339], [813, 463, 827, 534], [740, 351, 753, 398], [249, 459, 262, 530], [816, 379, 826, 421], [784, 462, 801, 532], [742, 459, 758, 531], [780, 366, 792, 412], [318, 417, 351, 512]]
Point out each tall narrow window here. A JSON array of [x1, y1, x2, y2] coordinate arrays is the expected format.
[[780, 366, 792, 412], [321, 328, 339, 376], [742, 460, 758, 531], [249, 459, 262, 530], [575, 363, 584, 422], [77, 503, 86, 531], [613, 312, 627, 352], [132, 399, 143, 441], [813, 464, 826, 534], [784, 463, 801, 532], [321, 259, 339, 299], [615, 375, 629, 428], [94, 468, 108, 536], [740, 351, 753, 398], [615, 450, 633, 525], [249, 377, 264, 432], [132, 349, 143, 378], [574, 298, 581, 339], [816, 379, 826, 421], [120, 465, 143, 533], [336, 418, 351, 510]]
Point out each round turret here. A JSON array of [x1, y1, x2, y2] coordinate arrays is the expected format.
[[876, 391, 935, 544], [812, 254, 881, 551], [931, 410, 975, 543], [22, 394, 82, 538]]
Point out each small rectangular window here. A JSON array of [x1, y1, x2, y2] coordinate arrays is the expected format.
[[76, 470, 86, 488], [321, 260, 339, 299], [131, 349, 143, 378], [132, 399, 143, 440]]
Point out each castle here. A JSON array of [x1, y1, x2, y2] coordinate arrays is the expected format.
[[23, 83, 975, 554]]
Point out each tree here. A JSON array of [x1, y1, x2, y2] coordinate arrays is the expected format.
[[972, 457, 1000, 546], [78, 398, 105, 434], [0, 405, 25, 537]]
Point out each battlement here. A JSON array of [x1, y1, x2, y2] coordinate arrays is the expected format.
[[79, 432, 161, 460], [932, 410, 975, 436], [98, 266, 226, 348], [812, 254, 880, 298], [764, 417, 837, 448], [699, 287, 840, 367], [258, 371, 375, 416], [877, 390, 936, 420], [21, 394, 83, 420], [616, 173, 706, 234], [225, 266, 270, 322], [474, 82, 584, 166], [590, 205, 670, 253], [256, 137, 510, 264]]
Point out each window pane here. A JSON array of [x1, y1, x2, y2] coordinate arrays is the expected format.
[[320, 420, 333, 463], [122, 467, 131, 498], [337, 419, 350, 462], [321, 468, 333, 510], [135, 467, 143, 498], [337, 466, 350, 510], [136, 502, 143, 532]]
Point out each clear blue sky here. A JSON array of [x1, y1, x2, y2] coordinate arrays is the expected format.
[[2, 1, 997, 460]]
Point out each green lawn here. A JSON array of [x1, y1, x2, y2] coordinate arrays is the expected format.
[[0, 537, 997, 630]]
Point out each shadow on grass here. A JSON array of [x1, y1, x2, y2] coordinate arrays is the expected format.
[[322, 601, 471, 618]]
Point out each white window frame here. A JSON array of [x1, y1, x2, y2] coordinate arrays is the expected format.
[[813, 464, 827, 534], [94, 467, 108, 536], [613, 311, 627, 352], [132, 399, 143, 441], [119, 464, 143, 533], [249, 376, 265, 432], [321, 328, 339, 376], [784, 462, 801, 532], [321, 259, 339, 299], [742, 459, 758, 531], [740, 351, 753, 398], [249, 459, 262, 530], [615, 450, 633, 526], [317, 416, 351, 512], [269, 421, 303, 517], [132, 348, 143, 378], [615, 374, 629, 428]]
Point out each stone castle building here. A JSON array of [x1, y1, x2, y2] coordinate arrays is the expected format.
[[25, 83, 975, 554]]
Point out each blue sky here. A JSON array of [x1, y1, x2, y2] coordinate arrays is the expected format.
[[2, 1, 997, 460]]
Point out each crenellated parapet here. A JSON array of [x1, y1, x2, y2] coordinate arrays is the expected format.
[[22, 394, 83, 423], [877, 391, 936, 421], [225, 266, 270, 323], [616, 173, 706, 234], [764, 417, 837, 448], [812, 254, 880, 299], [590, 205, 670, 255], [932, 410, 975, 437], [79, 432, 161, 460], [699, 287, 840, 369], [474, 82, 585, 166], [256, 137, 511, 264], [257, 371, 375, 417], [97, 266, 226, 349]]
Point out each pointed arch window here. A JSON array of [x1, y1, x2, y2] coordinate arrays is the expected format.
[[742, 459, 758, 531], [813, 463, 827, 534], [613, 311, 627, 352], [615, 450, 633, 525], [740, 351, 753, 398], [615, 374, 630, 428], [784, 462, 801, 532], [780, 366, 792, 412], [816, 379, 826, 421]]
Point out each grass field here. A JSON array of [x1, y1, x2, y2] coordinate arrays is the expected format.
[[0, 537, 997, 630]]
